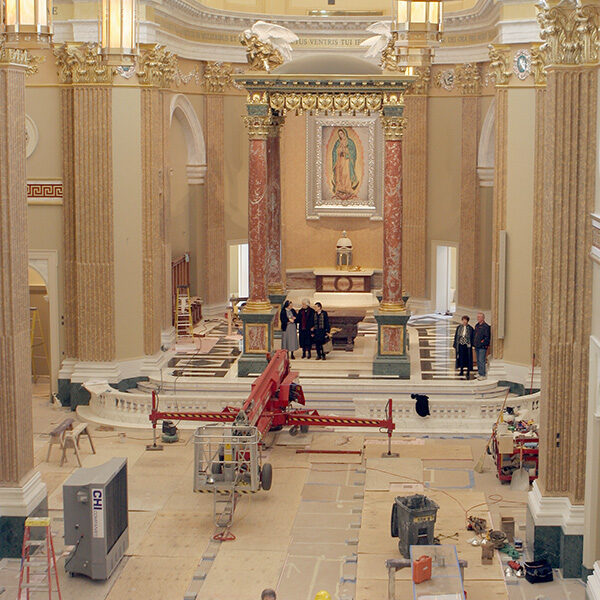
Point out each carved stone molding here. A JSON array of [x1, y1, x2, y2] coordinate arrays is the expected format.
[[407, 67, 431, 96], [531, 44, 547, 86], [488, 44, 511, 86], [203, 61, 234, 93], [240, 33, 284, 72], [0, 42, 40, 75], [54, 43, 113, 84], [455, 63, 482, 95], [243, 115, 273, 139], [137, 45, 177, 87], [537, 0, 600, 66], [381, 116, 406, 140]]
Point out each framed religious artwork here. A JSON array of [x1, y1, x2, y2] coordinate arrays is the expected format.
[[306, 114, 383, 220]]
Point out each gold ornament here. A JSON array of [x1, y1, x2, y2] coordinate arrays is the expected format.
[[407, 67, 431, 96], [455, 63, 481, 95], [488, 44, 511, 86], [530, 44, 547, 86], [0, 41, 39, 75], [136, 45, 177, 87], [537, 0, 600, 66], [243, 115, 273, 139], [381, 116, 406, 140], [203, 61, 234, 93], [240, 33, 284, 72], [54, 43, 114, 84]]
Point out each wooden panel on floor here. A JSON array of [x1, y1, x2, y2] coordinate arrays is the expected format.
[[200, 549, 286, 600], [105, 556, 199, 600], [364, 439, 473, 460], [365, 457, 423, 491], [308, 432, 364, 463]]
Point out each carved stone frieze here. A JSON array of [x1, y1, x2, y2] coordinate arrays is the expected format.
[[531, 44, 547, 85], [537, 0, 600, 66], [455, 62, 481, 95], [240, 33, 284, 72], [136, 45, 177, 87], [203, 61, 234, 93], [488, 44, 511, 86], [407, 67, 431, 96], [54, 43, 114, 84]]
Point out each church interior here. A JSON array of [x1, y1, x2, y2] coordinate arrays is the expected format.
[[1, 0, 599, 599]]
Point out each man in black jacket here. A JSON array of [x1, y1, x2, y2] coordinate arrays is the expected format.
[[474, 312, 491, 380]]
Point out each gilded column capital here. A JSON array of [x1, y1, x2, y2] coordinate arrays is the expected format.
[[381, 116, 406, 140], [488, 44, 511, 86], [54, 43, 114, 84], [136, 45, 177, 87], [267, 115, 285, 137], [407, 67, 431, 96], [455, 63, 481, 95], [537, 0, 600, 66], [244, 115, 273, 139], [0, 41, 40, 74], [203, 61, 234, 93]]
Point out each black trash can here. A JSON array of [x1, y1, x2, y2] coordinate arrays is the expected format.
[[390, 494, 439, 558]]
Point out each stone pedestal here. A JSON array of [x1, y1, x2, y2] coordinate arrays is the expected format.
[[237, 309, 277, 377], [268, 291, 287, 338], [373, 310, 411, 378]]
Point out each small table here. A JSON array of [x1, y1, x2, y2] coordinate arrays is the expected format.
[[328, 308, 366, 352], [314, 268, 374, 293]]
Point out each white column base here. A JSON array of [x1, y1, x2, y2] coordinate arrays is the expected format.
[[161, 327, 176, 347], [587, 562, 600, 600], [528, 480, 585, 535], [0, 472, 47, 518]]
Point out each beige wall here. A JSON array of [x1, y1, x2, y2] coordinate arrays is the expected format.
[[502, 88, 535, 365], [112, 87, 145, 360], [169, 114, 192, 258], [224, 95, 249, 244]]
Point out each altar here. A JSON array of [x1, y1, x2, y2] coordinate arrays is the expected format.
[[314, 268, 374, 293]]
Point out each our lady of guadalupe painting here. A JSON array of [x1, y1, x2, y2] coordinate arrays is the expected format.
[[329, 127, 361, 201], [306, 116, 383, 220]]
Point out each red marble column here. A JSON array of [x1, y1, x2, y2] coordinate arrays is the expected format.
[[266, 123, 284, 294], [380, 118, 405, 312], [246, 116, 271, 310]]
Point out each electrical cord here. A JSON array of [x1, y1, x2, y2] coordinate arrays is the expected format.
[[64, 534, 83, 571]]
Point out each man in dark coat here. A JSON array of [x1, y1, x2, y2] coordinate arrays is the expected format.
[[474, 312, 491, 380], [313, 302, 330, 361], [453, 315, 474, 380], [297, 299, 315, 359]]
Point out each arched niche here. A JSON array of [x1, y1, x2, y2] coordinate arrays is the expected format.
[[169, 94, 207, 184]]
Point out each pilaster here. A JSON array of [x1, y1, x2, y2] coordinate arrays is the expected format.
[[456, 68, 481, 309], [402, 68, 429, 299], [0, 45, 48, 558]]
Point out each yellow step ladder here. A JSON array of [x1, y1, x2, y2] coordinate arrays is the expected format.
[[17, 517, 62, 599]]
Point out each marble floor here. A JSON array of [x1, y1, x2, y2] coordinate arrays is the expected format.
[[0, 384, 587, 600]]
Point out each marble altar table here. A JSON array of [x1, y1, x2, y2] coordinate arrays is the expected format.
[[327, 308, 366, 352], [314, 268, 374, 293]]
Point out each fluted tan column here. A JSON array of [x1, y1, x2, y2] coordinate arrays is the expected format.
[[491, 87, 508, 359], [402, 84, 428, 299], [141, 88, 166, 355], [457, 94, 480, 308], [0, 51, 34, 487], [204, 95, 227, 309], [538, 65, 596, 504]]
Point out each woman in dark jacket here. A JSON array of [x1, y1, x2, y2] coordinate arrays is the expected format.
[[453, 315, 474, 379], [313, 302, 330, 361], [297, 299, 315, 359]]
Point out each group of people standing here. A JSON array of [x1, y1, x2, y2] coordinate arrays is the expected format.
[[452, 312, 491, 380], [280, 299, 330, 360]]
